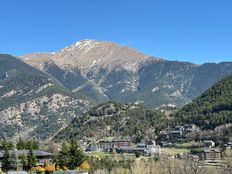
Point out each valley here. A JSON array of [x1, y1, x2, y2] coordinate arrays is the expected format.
[[0, 40, 232, 174]]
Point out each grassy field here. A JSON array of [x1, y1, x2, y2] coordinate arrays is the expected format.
[[161, 147, 190, 155], [87, 147, 190, 158], [86, 151, 112, 157], [86, 151, 135, 159]]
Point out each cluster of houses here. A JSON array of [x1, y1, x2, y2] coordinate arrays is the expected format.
[[85, 139, 161, 156], [157, 124, 199, 146], [186, 140, 222, 161], [157, 124, 227, 161], [84, 137, 225, 161]]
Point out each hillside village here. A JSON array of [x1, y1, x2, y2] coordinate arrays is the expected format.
[[80, 122, 230, 162], [0, 72, 232, 173]]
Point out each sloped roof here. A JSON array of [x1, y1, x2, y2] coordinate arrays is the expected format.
[[0, 150, 52, 158]]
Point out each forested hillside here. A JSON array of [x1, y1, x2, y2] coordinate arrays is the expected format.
[[54, 102, 169, 142], [174, 73, 232, 129]]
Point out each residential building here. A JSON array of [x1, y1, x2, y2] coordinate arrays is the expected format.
[[96, 140, 132, 151], [0, 150, 53, 167], [116, 146, 145, 154], [203, 140, 215, 148], [223, 142, 232, 150], [202, 148, 221, 160], [85, 143, 99, 152], [145, 145, 161, 155], [170, 131, 182, 142], [117, 143, 160, 156]]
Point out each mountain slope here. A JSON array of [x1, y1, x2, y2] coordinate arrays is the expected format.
[[175, 73, 232, 129], [0, 54, 90, 140], [21, 39, 149, 73], [54, 102, 167, 142], [20, 40, 232, 107]]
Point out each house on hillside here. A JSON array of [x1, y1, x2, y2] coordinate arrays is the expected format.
[[170, 131, 183, 142], [157, 124, 199, 144], [174, 126, 185, 133], [183, 124, 198, 133], [224, 142, 232, 150], [203, 140, 215, 148]]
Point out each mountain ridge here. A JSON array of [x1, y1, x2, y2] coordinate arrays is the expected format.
[[19, 39, 232, 108], [20, 39, 153, 73]]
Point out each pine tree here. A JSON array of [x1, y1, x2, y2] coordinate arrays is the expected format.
[[68, 140, 86, 169], [57, 142, 70, 167], [57, 140, 86, 169], [21, 153, 28, 171], [0, 140, 14, 150], [2, 148, 11, 172], [17, 137, 26, 150], [9, 149, 18, 171], [30, 139, 39, 149], [27, 147, 36, 170], [1, 143, 18, 171]]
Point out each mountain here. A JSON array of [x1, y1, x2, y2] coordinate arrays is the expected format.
[[20, 39, 232, 108], [1, 40, 232, 142], [174, 73, 232, 129], [0, 54, 90, 140], [53, 101, 167, 142], [55, 73, 232, 142]]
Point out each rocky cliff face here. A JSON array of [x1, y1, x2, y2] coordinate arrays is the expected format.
[[0, 54, 90, 140], [20, 40, 232, 108]]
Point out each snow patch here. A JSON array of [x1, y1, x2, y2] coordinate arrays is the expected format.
[[120, 89, 126, 93], [152, 87, 160, 92], [90, 59, 97, 67], [163, 85, 173, 89], [162, 104, 176, 108], [135, 100, 144, 105], [75, 41, 81, 47], [170, 90, 182, 97], [106, 85, 113, 88], [117, 81, 132, 84]]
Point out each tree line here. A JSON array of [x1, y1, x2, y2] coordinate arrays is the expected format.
[[0, 139, 38, 172]]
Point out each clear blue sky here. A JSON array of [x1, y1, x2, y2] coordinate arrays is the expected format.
[[0, 0, 231, 64]]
